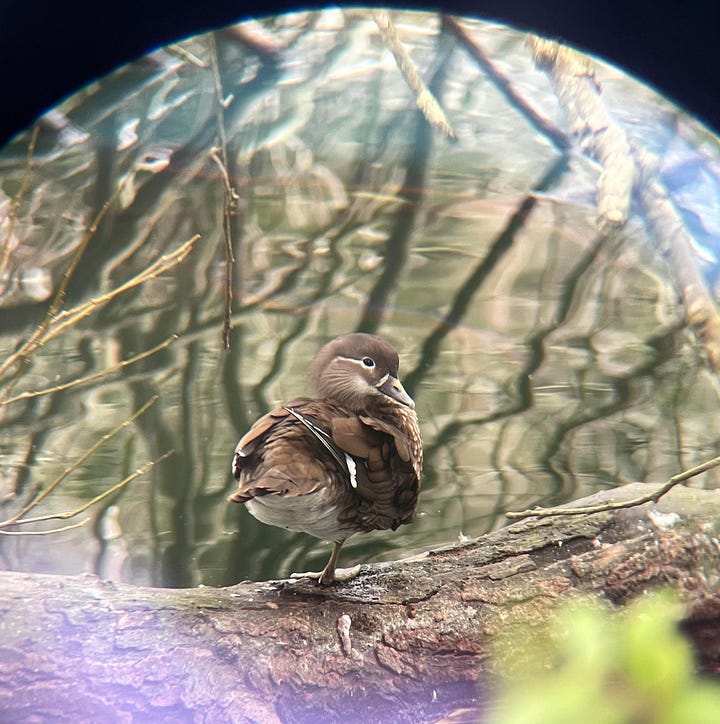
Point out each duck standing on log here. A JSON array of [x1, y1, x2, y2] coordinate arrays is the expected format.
[[229, 333, 423, 585]]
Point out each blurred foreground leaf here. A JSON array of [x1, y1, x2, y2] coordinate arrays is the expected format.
[[491, 591, 720, 724]]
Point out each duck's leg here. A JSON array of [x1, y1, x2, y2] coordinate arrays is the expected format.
[[291, 540, 361, 585]]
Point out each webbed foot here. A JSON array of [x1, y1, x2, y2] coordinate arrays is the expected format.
[[290, 540, 359, 585], [290, 564, 361, 586]]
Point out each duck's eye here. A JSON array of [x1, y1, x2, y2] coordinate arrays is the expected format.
[[362, 357, 375, 368]]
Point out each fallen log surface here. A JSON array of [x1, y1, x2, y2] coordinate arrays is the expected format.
[[1, 483, 719, 723]]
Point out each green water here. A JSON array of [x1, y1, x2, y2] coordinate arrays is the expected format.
[[1, 10, 718, 588]]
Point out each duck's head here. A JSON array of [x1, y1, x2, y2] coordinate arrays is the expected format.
[[308, 333, 415, 411]]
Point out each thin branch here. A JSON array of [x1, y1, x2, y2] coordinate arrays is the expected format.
[[7, 235, 200, 366], [0, 179, 129, 380], [0, 518, 90, 536], [0, 396, 160, 528], [166, 43, 209, 68], [208, 33, 238, 351], [374, 10, 456, 140], [506, 455, 720, 519], [0, 126, 39, 281], [1, 334, 179, 406], [209, 148, 238, 351], [55, 234, 199, 327], [39, 184, 125, 325], [10, 450, 174, 527]]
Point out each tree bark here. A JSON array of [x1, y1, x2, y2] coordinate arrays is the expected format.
[[1, 483, 719, 723]]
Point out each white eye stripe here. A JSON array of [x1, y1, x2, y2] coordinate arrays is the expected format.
[[343, 356, 381, 371]]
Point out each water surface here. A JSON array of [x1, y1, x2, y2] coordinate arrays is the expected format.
[[1, 9, 719, 587]]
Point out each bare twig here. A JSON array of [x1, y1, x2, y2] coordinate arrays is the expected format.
[[0, 396, 160, 528], [209, 34, 238, 350], [209, 148, 238, 350], [166, 43, 209, 68], [0, 179, 129, 380], [0, 235, 200, 388], [52, 235, 199, 336], [0, 518, 90, 536], [374, 10, 456, 140], [1, 335, 179, 407], [8, 450, 174, 528], [41, 183, 127, 327], [506, 455, 720, 519], [0, 126, 39, 281]]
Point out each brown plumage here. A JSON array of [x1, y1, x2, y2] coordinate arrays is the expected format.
[[229, 333, 422, 585]]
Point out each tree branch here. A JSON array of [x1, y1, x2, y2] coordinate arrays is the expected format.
[[1, 482, 718, 722], [507, 454, 720, 519]]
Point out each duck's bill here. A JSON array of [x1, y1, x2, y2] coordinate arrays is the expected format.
[[377, 375, 415, 408]]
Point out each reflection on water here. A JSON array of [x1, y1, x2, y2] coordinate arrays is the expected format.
[[1, 9, 719, 588]]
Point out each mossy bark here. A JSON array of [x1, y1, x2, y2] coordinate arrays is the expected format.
[[1, 483, 719, 722]]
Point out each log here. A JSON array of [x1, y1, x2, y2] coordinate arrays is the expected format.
[[1, 483, 719, 723]]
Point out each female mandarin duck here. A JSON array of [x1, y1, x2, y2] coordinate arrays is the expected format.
[[229, 333, 422, 585]]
